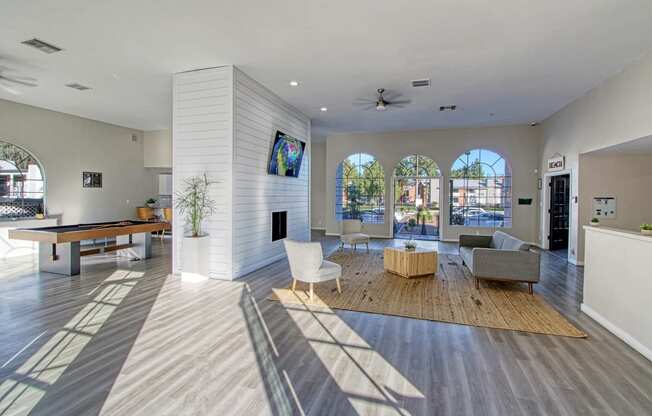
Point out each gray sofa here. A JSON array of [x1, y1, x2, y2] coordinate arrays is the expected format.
[[459, 231, 540, 294]]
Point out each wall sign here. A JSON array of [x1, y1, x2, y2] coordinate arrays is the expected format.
[[592, 196, 616, 219], [547, 155, 565, 172], [82, 172, 103, 188]]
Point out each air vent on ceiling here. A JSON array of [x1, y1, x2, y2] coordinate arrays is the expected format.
[[65, 83, 91, 91], [21, 38, 62, 54], [411, 79, 430, 88], [439, 105, 457, 112]]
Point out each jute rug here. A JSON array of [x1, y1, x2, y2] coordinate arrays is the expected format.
[[269, 250, 586, 338]]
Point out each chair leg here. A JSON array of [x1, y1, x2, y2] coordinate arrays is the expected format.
[[475, 277, 480, 290], [366, 242, 369, 253], [340, 241, 343, 251], [291, 279, 297, 291], [528, 282, 534, 295], [309, 283, 314, 300], [336, 277, 342, 294], [353, 243, 356, 251]]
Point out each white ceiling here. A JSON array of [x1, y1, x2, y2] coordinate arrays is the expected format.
[[1, 0, 652, 140]]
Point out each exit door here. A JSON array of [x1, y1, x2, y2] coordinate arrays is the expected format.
[[549, 174, 570, 251]]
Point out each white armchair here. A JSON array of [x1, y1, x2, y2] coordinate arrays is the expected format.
[[340, 219, 370, 252], [283, 240, 342, 300]]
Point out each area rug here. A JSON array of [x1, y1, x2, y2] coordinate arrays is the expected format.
[[269, 250, 586, 338]]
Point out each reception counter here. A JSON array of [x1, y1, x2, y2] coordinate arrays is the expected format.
[[583, 226, 652, 361]]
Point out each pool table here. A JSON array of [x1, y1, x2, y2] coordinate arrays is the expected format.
[[9, 220, 171, 275]]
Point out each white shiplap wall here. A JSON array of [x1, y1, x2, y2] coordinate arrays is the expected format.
[[172, 67, 234, 279], [232, 68, 311, 278], [172, 66, 310, 280]]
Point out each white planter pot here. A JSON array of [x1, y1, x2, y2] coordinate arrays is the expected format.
[[641, 229, 652, 236], [181, 235, 210, 281]]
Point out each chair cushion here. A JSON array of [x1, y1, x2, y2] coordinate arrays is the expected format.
[[341, 233, 369, 244], [316, 260, 342, 281], [459, 246, 474, 272]]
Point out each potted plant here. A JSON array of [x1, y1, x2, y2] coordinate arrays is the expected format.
[[590, 217, 600, 227], [640, 223, 652, 236], [146, 198, 157, 208], [404, 239, 417, 251], [175, 174, 218, 280]]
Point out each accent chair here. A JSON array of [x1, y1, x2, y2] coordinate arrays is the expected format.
[[283, 239, 342, 300]]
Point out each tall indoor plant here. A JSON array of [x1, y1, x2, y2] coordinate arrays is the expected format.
[[175, 173, 217, 237], [175, 174, 218, 279]]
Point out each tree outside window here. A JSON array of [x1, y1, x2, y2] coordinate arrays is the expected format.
[[336, 153, 385, 224], [449, 149, 512, 227]]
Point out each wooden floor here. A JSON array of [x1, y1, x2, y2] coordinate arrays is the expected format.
[[0, 232, 651, 416]]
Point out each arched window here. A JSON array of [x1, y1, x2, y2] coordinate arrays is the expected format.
[[0, 141, 45, 219], [449, 149, 512, 227], [335, 153, 385, 224], [393, 155, 441, 240]]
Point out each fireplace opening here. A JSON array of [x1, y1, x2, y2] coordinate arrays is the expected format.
[[272, 211, 287, 241]]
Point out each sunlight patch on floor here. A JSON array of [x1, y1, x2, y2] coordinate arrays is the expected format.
[[285, 291, 424, 415], [0, 270, 142, 416]]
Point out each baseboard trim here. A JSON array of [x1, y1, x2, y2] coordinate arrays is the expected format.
[[581, 303, 652, 362], [311, 227, 326, 231]]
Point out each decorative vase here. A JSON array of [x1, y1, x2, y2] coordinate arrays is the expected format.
[[641, 229, 652, 236], [181, 235, 210, 281]]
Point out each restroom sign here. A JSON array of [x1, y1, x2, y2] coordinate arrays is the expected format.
[[547, 155, 565, 171]]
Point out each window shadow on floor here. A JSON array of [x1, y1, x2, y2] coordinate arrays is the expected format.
[[0, 254, 169, 416]]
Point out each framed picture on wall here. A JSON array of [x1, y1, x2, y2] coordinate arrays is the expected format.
[[82, 172, 102, 188]]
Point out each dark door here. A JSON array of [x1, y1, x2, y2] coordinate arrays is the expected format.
[[549, 174, 570, 250]]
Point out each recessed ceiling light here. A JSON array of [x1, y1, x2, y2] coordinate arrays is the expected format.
[[320, 107, 328, 112], [289, 80, 299, 87]]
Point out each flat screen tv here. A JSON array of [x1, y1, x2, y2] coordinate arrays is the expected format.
[[267, 131, 306, 178]]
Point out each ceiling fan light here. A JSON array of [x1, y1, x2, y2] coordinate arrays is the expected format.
[[376, 103, 386, 111]]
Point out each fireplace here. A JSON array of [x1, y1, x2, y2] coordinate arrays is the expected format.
[[272, 211, 287, 241]]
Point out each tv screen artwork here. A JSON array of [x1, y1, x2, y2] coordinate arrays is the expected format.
[[267, 131, 306, 178]]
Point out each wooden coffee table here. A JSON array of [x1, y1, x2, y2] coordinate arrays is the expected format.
[[383, 246, 438, 278]]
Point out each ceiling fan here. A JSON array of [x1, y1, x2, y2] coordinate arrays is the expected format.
[[354, 88, 411, 111], [0, 66, 38, 94]]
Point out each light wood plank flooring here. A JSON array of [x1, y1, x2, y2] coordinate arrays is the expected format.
[[1, 232, 651, 416]]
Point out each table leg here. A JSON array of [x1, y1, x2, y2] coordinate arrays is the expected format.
[[38, 242, 80, 276], [116, 232, 152, 260]]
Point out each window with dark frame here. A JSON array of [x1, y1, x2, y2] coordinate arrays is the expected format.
[[449, 149, 512, 228], [0, 141, 45, 219], [335, 153, 385, 224]]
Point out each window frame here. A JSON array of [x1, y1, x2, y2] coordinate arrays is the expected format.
[[0, 141, 46, 220], [335, 153, 385, 224], [448, 149, 512, 228]]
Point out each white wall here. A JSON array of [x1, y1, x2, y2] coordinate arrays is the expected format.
[[232, 68, 311, 278], [577, 153, 652, 261], [144, 129, 172, 168], [172, 66, 310, 280], [172, 67, 234, 279], [0, 99, 157, 224], [540, 51, 652, 263], [325, 125, 541, 243], [310, 142, 326, 229]]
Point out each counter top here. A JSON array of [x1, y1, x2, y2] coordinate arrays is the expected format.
[[584, 225, 652, 243]]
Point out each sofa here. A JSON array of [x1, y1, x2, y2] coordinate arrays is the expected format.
[[459, 231, 540, 294]]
